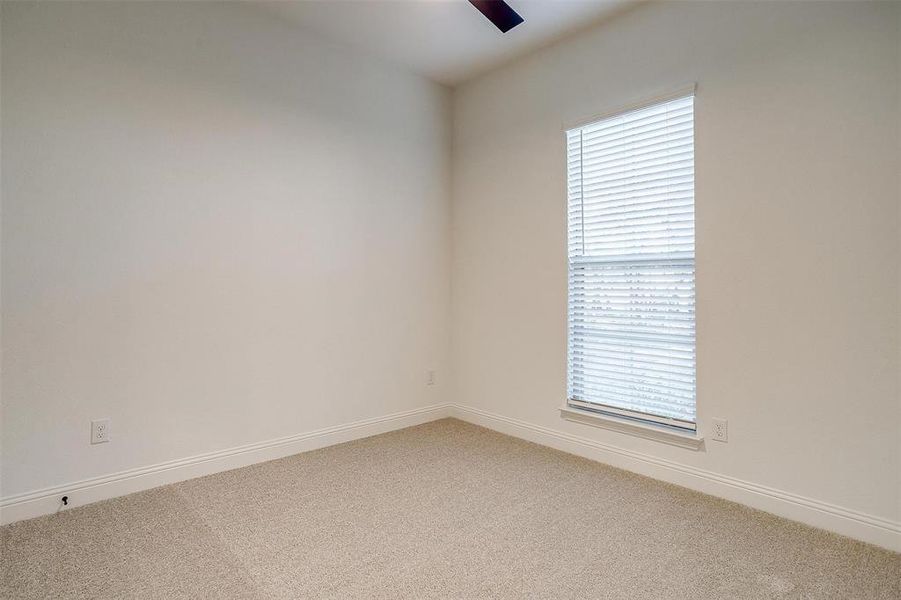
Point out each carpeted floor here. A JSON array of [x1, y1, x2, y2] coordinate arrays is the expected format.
[[1, 419, 898, 599]]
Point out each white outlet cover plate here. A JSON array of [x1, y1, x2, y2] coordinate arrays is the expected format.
[[91, 419, 110, 444], [711, 418, 728, 442]]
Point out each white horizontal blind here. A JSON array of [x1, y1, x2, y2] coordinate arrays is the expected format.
[[567, 94, 696, 430]]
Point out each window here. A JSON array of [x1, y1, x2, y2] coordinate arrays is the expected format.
[[566, 92, 696, 431]]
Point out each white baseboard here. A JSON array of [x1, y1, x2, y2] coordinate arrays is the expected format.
[[448, 403, 901, 553], [4, 402, 898, 553], [0, 403, 452, 526]]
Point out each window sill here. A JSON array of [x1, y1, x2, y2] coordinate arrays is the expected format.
[[559, 405, 704, 451]]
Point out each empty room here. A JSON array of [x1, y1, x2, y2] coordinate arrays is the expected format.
[[1, 0, 899, 597]]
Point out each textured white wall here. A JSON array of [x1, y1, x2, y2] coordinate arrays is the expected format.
[[451, 0, 900, 523], [1, 2, 451, 497]]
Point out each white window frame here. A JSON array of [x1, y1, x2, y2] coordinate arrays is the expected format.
[[561, 86, 702, 448]]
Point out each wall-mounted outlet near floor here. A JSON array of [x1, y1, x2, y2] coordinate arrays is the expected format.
[[711, 418, 728, 443], [91, 419, 110, 444], [426, 370, 436, 386]]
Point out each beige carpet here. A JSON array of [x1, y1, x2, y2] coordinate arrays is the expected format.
[[2, 419, 898, 599]]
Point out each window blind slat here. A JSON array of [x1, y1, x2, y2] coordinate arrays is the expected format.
[[580, 129, 694, 164], [567, 94, 696, 429], [576, 188, 694, 205], [570, 367, 695, 391]]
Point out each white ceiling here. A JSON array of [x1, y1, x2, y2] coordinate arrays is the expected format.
[[260, 0, 638, 86]]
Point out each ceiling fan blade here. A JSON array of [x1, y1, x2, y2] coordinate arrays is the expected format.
[[468, 0, 524, 33]]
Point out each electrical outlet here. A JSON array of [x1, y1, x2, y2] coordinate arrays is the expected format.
[[426, 370, 436, 386], [711, 418, 728, 443], [91, 419, 110, 444]]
